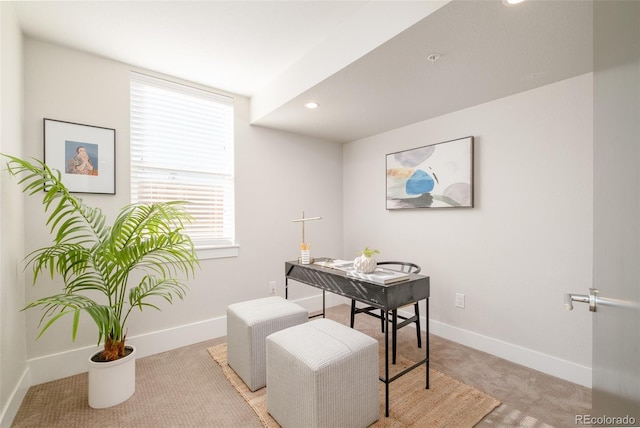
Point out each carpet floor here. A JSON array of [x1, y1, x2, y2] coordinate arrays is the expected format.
[[11, 304, 590, 427]]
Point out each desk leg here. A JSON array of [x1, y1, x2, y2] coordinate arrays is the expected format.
[[288, 278, 326, 319], [392, 309, 398, 365], [426, 297, 430, 389], [384, 309, 390, 417]]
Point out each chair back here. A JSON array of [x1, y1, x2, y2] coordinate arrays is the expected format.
[[377, 261, 421, 274]]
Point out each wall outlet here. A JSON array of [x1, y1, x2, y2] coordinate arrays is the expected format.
[[269, 280, 277, 295], [455, 293, 465, 309]]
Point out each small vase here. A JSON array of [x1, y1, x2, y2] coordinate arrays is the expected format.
[[354, 255, 377, 273], [301, 249, 310, 265]]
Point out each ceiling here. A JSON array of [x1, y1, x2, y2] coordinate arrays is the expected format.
[[12, 0, 593, 143]]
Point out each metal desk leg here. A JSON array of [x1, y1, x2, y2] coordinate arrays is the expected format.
[[287, 277, 326, 318], [426, 297, 430, 389], [392, 308, 398, 365], [384, 309, 390, 417]]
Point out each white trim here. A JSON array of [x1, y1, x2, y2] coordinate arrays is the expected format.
[[25, 293, 326, 386], [197, 245, 239, 260], [341, 297, 592, 388], [23, 294, 589, 395], [27, 314, 227, 386], [0, 368, 29, 428], [428, 318, 592, 388]]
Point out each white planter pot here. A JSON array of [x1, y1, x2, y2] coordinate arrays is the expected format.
[[88, 345, 136, 409]]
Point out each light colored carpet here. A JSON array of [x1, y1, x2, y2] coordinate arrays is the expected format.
[[209, 342, 501, 428], [11, 304, 590, 427]]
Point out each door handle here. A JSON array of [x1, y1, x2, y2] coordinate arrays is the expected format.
[[564, 288, 598, 312]]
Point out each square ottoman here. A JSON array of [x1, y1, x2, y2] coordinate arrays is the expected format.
[[266, 318, 379, 428], [227, 296, 308, 391]]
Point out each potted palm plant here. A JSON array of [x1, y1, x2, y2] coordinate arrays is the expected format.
[[3, 155, 199, 408]]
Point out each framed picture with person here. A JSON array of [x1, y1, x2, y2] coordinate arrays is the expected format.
[[43, 118, 116, 194]]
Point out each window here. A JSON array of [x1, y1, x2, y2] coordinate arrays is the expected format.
[[130, 72, 235, 255]]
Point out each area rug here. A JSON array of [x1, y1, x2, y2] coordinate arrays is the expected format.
[[208, 343, 500, 428]]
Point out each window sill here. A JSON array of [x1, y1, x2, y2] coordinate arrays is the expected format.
[[196, 245, 239, 260]]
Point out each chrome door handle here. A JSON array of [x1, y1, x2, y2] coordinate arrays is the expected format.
[[564, 288, 599, 312]]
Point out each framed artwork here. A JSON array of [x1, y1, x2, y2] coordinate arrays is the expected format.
[[43, 118, 116, 194], [386, 136, 474, 209]]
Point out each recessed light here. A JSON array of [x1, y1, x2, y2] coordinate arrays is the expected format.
[[304, 101, 319, 109], [503, 0, 526, 5], [427, 53, 440, 63]]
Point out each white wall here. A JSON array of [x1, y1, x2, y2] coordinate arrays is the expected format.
[[20, 38, 343, 383], [343, 73, 594, 386], [0, 3, 28, 426]]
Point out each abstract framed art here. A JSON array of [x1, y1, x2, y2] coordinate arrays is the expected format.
[[44, 118, 116, 194], [386, 136, 474, 209]]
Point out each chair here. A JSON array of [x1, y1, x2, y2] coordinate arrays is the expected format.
[[350, 261, 421, 364]]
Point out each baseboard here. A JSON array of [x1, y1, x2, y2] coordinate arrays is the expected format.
[[27, 314, 227, 386], [26, 293, 328, 386], [25, 293, 589, 390], [344, 297, 592, 388], [0, 368, 29, 428], [428, 318, 592, 388]]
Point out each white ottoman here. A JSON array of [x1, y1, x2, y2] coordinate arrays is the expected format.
[[266, 318, 379, 428], [227, 296, 308, 391]]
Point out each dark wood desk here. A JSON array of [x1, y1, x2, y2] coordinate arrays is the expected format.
[[285, 259, 430, 417]]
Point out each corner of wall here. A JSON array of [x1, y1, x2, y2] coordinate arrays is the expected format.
[[0, 368, 29, 428]]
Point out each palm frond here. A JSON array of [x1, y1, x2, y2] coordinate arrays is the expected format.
[[83, 305, 123, 344], [3, 155, 109, 245], [3, 154, 199, 353], [110, 202, 193, 250], [22, 294, 116, 342], [128, 275, 188, 311], [65, 271, 111, 295], [25, 244, 90, 283]]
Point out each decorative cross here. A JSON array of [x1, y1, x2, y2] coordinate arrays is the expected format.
[[291, 210, 322, 249]]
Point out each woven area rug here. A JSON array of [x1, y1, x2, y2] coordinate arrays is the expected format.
[[208, 343, 500, 428]]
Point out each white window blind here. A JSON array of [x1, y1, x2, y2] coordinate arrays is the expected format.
[[130, 72, 235, 249]]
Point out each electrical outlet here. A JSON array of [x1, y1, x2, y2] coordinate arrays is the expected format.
[[269, 280, 277, 295], [455, 293, 465, 309]]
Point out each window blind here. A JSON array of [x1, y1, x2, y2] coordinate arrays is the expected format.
[[130, 72, 235, 248]]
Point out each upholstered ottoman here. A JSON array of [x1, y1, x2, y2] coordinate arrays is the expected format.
[[266, 318, 379, 428], [227, 296, 308, 391]]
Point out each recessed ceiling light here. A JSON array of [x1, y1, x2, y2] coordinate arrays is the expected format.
[[304, 101, 319, 109], [503, 0, 526, 5], [427, 53, 440, 63]]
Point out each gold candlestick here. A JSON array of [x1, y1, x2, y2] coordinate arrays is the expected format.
[[292, 210, 321, 264]]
